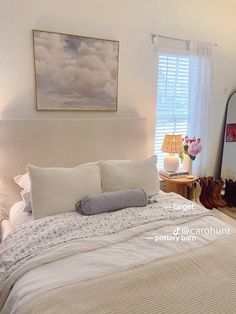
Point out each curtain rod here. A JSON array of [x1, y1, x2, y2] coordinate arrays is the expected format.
[[151, 33, 218, 47]]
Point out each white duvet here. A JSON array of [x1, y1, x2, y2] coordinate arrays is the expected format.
[[1, 192, 235, 314]]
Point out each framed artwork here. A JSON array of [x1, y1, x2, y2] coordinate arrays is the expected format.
[[33, 30, 119, 111], [226, 123, 236, 142]]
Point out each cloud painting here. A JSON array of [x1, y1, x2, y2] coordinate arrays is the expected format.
[[33, 30, 119, 110]]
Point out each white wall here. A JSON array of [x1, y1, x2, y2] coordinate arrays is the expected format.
[[1, 0, 236, 175]]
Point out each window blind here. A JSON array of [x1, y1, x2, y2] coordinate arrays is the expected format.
[[154, 53, 190, 169]]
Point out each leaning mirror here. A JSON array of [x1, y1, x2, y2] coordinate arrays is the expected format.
[[221, 91, 236, 179]]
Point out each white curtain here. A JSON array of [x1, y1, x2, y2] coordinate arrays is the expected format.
[[188, 41, 213, 177]]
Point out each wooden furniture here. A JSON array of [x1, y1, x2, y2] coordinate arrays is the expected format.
[[160, 175, 197, 199], [215, 207, 236, 221], [213, 208, 236, 227]]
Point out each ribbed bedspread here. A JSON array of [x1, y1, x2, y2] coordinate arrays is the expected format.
[[20, 233, 236, 314]]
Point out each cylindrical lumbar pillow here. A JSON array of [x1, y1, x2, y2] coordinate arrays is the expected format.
[[76, 188, 148, 216]]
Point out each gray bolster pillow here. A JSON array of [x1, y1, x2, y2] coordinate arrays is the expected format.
[[76, 188, 148, 216]]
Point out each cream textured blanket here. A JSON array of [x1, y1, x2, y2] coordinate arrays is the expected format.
[[1, 192, 211, 310], [18, 233, 236, 314]]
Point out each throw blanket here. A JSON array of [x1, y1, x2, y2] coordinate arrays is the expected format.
[[18, 233, 236, 314], [0, 193, 210, 310]]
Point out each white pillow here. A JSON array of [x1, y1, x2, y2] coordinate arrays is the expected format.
[[9, 201, 33, 230], [100, 156, 159, 197], [28, 163, 102, 219], [20, 190, 32, 213], [14, 161, 97, 211], [1, 220, 11, 242], [14, 162, 96, 191], [14, 173, 30, 191]]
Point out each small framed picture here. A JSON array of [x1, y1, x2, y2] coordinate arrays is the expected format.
[[33, 30, 119, 111], [226, 123, 236, 142]]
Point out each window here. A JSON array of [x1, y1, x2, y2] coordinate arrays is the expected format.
[[154, 52, 190, 169]]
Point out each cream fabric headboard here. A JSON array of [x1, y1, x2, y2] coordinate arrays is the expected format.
[[0, 118, 147, 218]]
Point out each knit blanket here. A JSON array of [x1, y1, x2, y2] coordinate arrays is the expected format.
[[0, 193, 210, 311], [13, 233, 236, 314]]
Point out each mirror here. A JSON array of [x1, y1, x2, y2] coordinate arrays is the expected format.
[[221, 91, 236, 179]]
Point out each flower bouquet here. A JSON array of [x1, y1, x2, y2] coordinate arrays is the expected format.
[[180, 136, 202, 161], [180, 136, 202, 160], [180, 136, 202, 174]]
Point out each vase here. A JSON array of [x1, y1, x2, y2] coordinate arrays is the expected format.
[[183, 154, 192, 174]]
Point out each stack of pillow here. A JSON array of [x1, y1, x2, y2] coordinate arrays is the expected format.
[[14, 156, 159, 219]]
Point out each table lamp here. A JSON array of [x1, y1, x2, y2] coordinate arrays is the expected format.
[[161, 134, 183, 173]]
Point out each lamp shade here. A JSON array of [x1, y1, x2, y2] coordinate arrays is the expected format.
[[161, 134, 183, 153]]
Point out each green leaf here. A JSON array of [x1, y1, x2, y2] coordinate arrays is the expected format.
[[189, 154, 196, 160]]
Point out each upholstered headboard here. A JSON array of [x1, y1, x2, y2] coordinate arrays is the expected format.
[[0, 118, 147, 218]]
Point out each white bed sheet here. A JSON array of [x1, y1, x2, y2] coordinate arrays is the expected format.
[[4, 214, 235, 314]]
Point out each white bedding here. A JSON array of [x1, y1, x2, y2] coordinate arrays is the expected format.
[[8, 201, 33, 231], [4, 215, 234, 313], [0, 201, 33, 241], [1, 192, 235, 314], [2, 191, 167, 240], [0, 221, 10, 242]]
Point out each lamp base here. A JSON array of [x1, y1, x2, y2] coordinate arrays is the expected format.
[[163, 154, 179, 173]]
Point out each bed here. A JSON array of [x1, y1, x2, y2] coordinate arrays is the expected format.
[[1, 119, 236, 314]]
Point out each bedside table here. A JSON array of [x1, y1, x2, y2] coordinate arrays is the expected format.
[[160, 175, 197, 199]]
